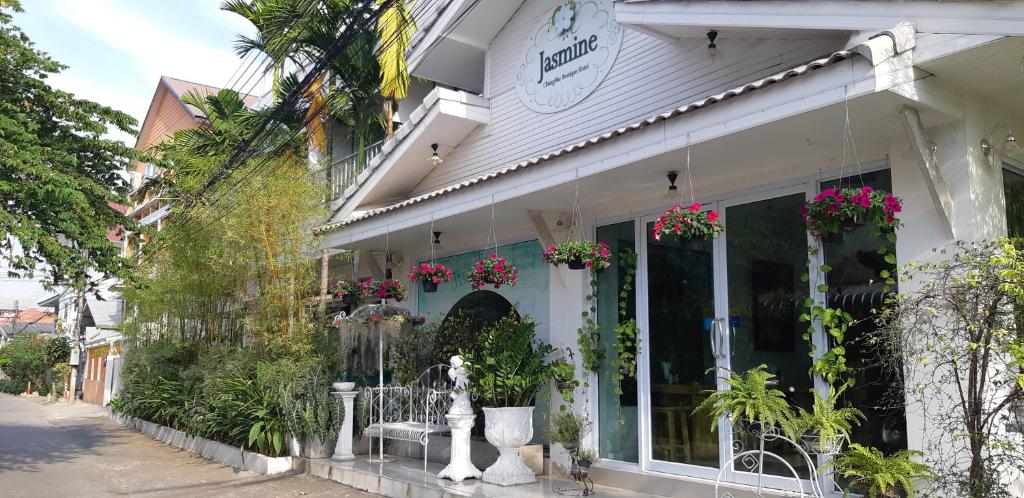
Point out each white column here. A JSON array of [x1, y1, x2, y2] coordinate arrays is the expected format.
[[332, 390, 358, 461]]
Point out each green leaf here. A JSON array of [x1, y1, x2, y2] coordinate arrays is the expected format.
[[248, 422, 263, 446]]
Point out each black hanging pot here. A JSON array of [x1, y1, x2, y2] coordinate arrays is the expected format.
[[841, 215, 862, 232], [562, 439, 579, 452], [567, 258, 587, 270], [422, 280, 438, 293], [341, 293, 357, 305]]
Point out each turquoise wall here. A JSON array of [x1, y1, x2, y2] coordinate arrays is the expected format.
[[415, 239, 551, 342]]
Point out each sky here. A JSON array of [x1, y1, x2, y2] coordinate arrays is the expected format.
[[0, 0, 262, 309]]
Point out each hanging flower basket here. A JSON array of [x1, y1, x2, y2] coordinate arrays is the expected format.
[[467, 254, 518, 290], [407, 262, 453, 293], [802, 186, 902, 239], [333, 279, 363, 305], [542, 241, 611, 271], [359, 278, 408, 302], [652, 202, 723, 241]]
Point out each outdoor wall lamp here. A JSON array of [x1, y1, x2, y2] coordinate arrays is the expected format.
[[666, 171, 679, 200], [706, 30, 719, 58], [980, 124, 1020, 158], [429, 143, 443, 167], [433, 231, 442, 245]]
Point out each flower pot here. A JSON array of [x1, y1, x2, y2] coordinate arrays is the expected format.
[[422, 280, 438, 293], [332, 381, 356, 392], [341, 293, 357, 306], [556, 381, 575, 392], [567, 259, 587, 270], [482, 406, 537, 486], [303, 435, 334, 459], [562, 440, 579, 452], [799, 432, 846, 455]]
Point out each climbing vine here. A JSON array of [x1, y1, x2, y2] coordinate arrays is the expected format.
[[610, 248, 639, 395], [578, 270, 603, 372]]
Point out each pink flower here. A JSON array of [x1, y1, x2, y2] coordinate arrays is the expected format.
[[432, 276, 439, 283], [683, 219, 692, 227], [674, 224, 683, 233], [883, 194, 902, 213], [707, 210, 719, 223], [688, 202, 701, 213], [585, 261, 593, 268], [490, 253, 497, 259], [861, 186, 873, 195]]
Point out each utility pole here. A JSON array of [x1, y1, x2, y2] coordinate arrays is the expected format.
[[69, 290, 86, 404]]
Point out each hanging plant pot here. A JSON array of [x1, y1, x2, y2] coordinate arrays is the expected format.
[[799, 432, 847, 456], [341, 293, 357, 305], [803, 186, 902, 239], [468, 254, 518, 290], [408, 262, 452, 293], [360, 278, 408, 302], [334, 279, 363, 306], [542, 241, 611, 271], [652, 202, 723, 241], [562, 439, 579, 452]]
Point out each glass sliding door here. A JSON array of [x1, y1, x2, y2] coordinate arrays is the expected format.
[[720, 192, 813, 480], [644, 219, 721, 475]]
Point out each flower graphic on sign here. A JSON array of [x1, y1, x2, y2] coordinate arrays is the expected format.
[[551, 1, 576, 37]]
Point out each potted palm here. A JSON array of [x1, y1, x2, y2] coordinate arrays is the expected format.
[[462, 314, 558, 486], [791, 386, 865, 454], [694, 364, 795, 435], [828, 444, 932, 497], [407, 262, 453, 293]]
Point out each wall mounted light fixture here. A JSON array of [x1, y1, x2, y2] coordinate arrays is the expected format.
[[666, 171, 679, 200], [981, 124, 1020, 158], [706, 30, 719, 58], [429, 143, 443, 166], [433, 231, 442, 245]]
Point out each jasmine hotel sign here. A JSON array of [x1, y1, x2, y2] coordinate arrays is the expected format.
[[516, 0, 622, 113]]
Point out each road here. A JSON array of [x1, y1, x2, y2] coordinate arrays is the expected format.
[[0, 394, 379, 497]]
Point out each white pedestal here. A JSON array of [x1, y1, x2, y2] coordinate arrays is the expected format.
[[438, 413, 482, 482], [331, 390, 357, 461]]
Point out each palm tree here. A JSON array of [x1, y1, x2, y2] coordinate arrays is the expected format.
[[375, 0, 415, 137]]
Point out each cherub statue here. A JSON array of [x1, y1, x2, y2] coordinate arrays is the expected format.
[[448, 355, 473, 415]]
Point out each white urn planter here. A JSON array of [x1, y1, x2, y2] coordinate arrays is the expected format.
[[482, 406, 537, 486]]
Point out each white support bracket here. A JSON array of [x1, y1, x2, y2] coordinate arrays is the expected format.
[[897, 105, 955, 240], [527, 209, 565, 286], [360, 249, 385, 279]]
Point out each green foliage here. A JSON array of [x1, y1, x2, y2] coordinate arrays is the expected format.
[[694, 365, 795, 433], [463, 314, 559, 408], [578, 271, 603, 372], [828, 444, 932, 498], [550, 359, 578, 405], [0, 334, 49, 386], [430, 309, 488, 368], [610, 248, 639, 395], [791, 386, 865, 451], [45, 336, 71, 365], [0, 379, 27, 394], [113, 340, 339, 458], [0, 3, 140, 289], [541, 241, 611, 270], [547, 409, 591, 444]]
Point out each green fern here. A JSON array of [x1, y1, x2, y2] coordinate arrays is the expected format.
[[791, 386, 865, 451], [827, 444, 932, 497], [693, 364, 795, 433]]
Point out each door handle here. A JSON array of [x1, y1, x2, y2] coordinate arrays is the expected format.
[[728, 321, 736, 357], [710, 318, 720, 358]]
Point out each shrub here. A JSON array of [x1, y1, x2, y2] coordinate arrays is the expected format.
[[462, 314, 558, 407], [0, 379, 27, 394]]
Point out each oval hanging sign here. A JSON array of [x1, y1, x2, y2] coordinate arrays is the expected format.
[[515, 0, 622, 114]]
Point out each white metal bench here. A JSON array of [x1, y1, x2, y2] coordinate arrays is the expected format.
[[362, 364, 454, 472]]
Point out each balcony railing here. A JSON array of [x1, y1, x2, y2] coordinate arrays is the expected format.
[[328, 140, 384, 201]]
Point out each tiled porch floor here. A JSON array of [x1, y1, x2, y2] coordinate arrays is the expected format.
[[302, 456, 656, 498]]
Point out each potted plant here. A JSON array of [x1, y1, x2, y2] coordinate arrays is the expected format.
[[462, 314, 558, 486], [542, 241, 611, 271], [791, 386, 865, 454], [548, 410, 591, 452], [334, 279, 362, 306], [407, 262, 453, 293], [652, 202, 723, 241], [802, 186, 902, 239], [575, 447, 598, 474], [359, 278, 408, 302], [467, 253, 518, 290], [551, 359, 578, 402], [827, 444, 932, 498], [694, 364, 795, 435]]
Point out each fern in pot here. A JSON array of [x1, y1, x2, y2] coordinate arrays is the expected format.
[[694, 364, 795, 435], [827, 444, 932, 498], [462, 314, 558, 486], [791, 386, 864, 455]]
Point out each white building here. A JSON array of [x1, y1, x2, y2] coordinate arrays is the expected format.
[[316, 1, 1024, 495]]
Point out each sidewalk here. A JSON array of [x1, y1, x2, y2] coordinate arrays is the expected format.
[[0, 394, 379, 498]]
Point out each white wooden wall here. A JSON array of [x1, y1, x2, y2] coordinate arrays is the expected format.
[[408, 0, 845, 197]]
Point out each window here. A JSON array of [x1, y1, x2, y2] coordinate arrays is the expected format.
[[820, 169, 908, 453], [1004, 166, 1024, 239], [144, 163, 157, 178]]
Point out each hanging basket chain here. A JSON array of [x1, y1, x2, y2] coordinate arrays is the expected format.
[[685, 142, 695, 205], [566, 172, 586, 243]]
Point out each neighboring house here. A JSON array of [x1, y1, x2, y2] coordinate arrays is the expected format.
[[312, 0, 1024, 495], [0, 308, 56, 344], [123, 76, 258, 256]]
